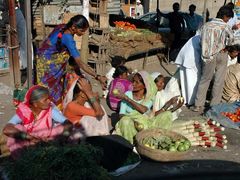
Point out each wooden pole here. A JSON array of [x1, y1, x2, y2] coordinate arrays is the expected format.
[[8, 0, 20, 87], [99, 0, 109, 28], [203, 0, 208, 24], [156, 0, 160, 31], [81, 0, 89, 64], [25, 0, 33, 88]]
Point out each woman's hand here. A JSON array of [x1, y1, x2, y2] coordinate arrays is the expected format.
[[26, 134, 41, 144], [163, 96, 179, 110], [77, 78, 92, 94], [170, 97, 184, 112], [113, 91, 127, 100]]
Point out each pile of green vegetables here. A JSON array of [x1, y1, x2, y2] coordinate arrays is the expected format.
[[2, 142, 111, 180], [142, 135, 191, 152]]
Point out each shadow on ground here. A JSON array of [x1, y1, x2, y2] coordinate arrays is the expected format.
[[113, 159, 240, 180]]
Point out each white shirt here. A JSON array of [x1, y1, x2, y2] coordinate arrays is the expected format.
[[135, 4, 144, 17]]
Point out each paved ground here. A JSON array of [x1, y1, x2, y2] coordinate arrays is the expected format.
[[1, 56, 240, 179]]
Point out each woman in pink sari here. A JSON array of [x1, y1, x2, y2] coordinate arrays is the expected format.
[[3, 85, 72, 158], [107, 65, 133, 111]]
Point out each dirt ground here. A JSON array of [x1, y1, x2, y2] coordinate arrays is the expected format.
[[1, 55, 240, 179]]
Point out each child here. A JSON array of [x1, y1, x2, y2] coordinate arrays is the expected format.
[[103, 56, 126, 98], [151, 72, 183, 120], [107, 65, 133, 111]]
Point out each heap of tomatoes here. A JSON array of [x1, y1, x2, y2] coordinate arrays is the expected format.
[[221, 108, 240, 122], [114, 21, 137, 30]]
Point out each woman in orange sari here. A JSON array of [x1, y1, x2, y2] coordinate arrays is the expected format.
[[63, 78, 110, 138]]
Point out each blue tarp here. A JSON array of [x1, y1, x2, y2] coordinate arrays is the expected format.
[[206, 101, 240, 130]]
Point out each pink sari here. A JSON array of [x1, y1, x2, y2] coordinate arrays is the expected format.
[[108, 78, 133, 111], [7, 85, 64, 157]]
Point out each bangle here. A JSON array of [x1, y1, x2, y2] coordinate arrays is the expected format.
[[20, 132, 27, 140], [89, 97, 97, 104]]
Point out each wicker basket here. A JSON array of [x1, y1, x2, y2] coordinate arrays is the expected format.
[[135, 128, 189, 162]]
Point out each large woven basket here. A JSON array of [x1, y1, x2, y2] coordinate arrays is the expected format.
[[135, 128, 189, 162]]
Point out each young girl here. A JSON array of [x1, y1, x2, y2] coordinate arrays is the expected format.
[[103, 56, 126, 98], [151, 72, 183, 121], [107, 65, 133, 111]]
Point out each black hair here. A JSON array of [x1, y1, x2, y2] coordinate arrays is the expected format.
[[173, 2, 180, 11], [225, 44, 240, 53], [73, 83, 81, 100], [111, 56, 126, 68], [56, 15, 89, 52], [226, 2, 235, 10], [189, 4, 196, 10], [154, 74, 164, 83], [238, 53, 240, 64], [29, 86, 49, 104], [216, 6, 234, 19], [135, 73, 146, 95], [113, 65, 128, 78]]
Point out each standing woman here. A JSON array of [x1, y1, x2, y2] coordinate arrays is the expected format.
[[36, 15, 106, 108]]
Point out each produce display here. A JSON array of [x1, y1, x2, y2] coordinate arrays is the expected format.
[[172, 119, 227, 149], [142, 135, 191, 152], [221, 108, 240, 122], [109, 21, 166, 58], [114, 21, 137, 30]]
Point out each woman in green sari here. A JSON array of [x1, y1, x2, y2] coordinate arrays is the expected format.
[[114, 71, 173, 144]]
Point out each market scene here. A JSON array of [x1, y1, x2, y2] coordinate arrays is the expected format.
[[1, 0, 240, 179]]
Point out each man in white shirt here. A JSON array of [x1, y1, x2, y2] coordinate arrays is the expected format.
[[192, 6, 234, 112], [135, 0, 144, 18]]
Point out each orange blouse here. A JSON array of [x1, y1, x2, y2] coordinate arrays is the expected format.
[[64, 101, 96, 124]]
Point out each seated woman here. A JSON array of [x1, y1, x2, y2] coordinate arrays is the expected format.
[[63, 78, 110, 137], [3, 85, 72, 158], [114, 71, 173, 144], [151, 72, 184, 121], [107, 65, 133, 111]]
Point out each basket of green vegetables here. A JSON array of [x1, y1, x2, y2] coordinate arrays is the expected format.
[[135, 128, 191, 162]]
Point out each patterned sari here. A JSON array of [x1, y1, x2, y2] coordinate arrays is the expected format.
[[36, 25, 71, 108]]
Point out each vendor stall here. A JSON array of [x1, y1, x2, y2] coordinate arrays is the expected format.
[[88, 22, 166, 74]]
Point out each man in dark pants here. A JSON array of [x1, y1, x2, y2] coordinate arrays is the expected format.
[[158, 2, 185, 54]]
